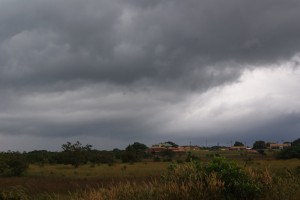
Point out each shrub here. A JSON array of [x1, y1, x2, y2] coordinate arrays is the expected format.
[[207, 157, 265, 200], [161, 158, 266, 200], [185, 151, 199, 162], [0, 153, 28, 177], [277, 145, 300, 159]]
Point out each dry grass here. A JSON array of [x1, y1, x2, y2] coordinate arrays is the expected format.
[[0, 162, 169, 197], [52, 160, 300, 200], [0, 159, 299, 200], [26, 162, 168, 179]]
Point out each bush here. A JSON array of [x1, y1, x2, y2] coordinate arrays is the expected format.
[[0, 153, 28, 177], [207, 157, 264, 199], [161, 157, 268, 200], [185, 151, 199, 162], [277, 145, 300, 159]]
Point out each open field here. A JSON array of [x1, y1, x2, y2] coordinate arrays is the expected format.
[[27, 162, 169, 179], [0, 162, 169, 196], [0, 151, 299, 199]]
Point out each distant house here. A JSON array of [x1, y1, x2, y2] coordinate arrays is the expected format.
[[268, 143, 291, 150], [180, 145, 201, 151], [246, 149, 258, 154], [150, 142, 185, 154], [150, 146, 167, 153], [229, 146, 246, 151], [169, 146, 185, 153]]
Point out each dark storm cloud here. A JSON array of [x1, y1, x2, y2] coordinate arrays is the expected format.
[[1, 0, 300, 89], [0, 0, 300, 150]]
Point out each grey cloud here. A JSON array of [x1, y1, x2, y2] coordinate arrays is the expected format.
[[1, 0, 300, 150], [1, 0, 300, 90]]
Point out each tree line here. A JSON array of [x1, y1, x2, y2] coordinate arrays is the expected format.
[[0, 141, 153, 176]]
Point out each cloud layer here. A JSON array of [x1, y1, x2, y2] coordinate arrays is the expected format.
[[0, 0, 300, 150]]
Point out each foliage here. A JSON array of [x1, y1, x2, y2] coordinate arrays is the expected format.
[[62, 158, 300, 200], [277, 145, 300, 159], [275, 138, 300, 159], [0, 152, 28, 177], [60, 141, 93, 168], [159, 149, 175, 161], [25, 149, 117, 166], [164, 141, 179, 147], [233, 141, 244, 146], [185, 151, 199, 162], [61, 141, 92, 152], [130, 142, 149, 151], [25, 150, 57, 165], [162, 158, 267, 199], [121, 142, 150, 163], [208, 157, 265, 199], [88, 150, 115, 164], [0, 159, 300, 200], [253, 140, 266, 149]]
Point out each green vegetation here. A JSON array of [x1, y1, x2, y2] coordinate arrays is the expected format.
[[0, 139, 299, 199], [121, 142, 150, 163], [253, 140, 266, 149], [233, 141, 244, 146], [163, 141, 179, 147], [278, 138, 300, 159], [60, 141, 93, 168], [0, 158, 299, 200], [0, 152, 28, 177]]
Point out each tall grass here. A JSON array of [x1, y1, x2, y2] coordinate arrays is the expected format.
[[58, 158, 300, 200], [1, 158, 299, 200]]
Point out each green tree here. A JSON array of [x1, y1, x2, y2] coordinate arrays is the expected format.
[[121, 142, 149, 163], [165, 141, 179, 147], [253, 140, 266, 149], [233, 141, 244, 146], [61, 141, 92, 152], [131, 142, 149, 151], [61, 141, 92, 168]]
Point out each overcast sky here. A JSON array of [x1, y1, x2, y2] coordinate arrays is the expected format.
[[1, 0, 300, 151]]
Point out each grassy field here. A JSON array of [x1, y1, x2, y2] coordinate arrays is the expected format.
[[27, 162, 169, 179], [0, 151, 299, 199], [0, 162, 169, 196]]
